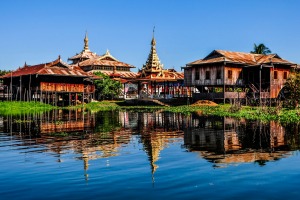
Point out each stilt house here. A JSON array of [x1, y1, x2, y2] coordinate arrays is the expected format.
[[184, 50, 296, 103], [2, 56, 95, 106]]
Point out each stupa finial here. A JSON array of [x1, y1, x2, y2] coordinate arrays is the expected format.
[[84, 31, 89, 51], [151, 26, 156, 46]]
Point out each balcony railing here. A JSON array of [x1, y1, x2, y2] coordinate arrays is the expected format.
[[193, 92, 246, 100]]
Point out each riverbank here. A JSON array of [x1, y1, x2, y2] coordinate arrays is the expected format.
[[0, 101, 54, 115]]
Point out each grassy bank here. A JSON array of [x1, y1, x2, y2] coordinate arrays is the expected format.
[[0, 101, 54, 115]]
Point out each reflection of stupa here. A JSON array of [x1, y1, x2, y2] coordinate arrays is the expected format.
[[137, 112, 185, 180], [141, 131, 184, 181]]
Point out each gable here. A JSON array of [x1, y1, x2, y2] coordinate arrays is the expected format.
[[99, 56, 117, 61], [203, 50, 224, 60]]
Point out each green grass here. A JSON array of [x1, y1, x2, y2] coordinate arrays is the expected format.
[[0, 101, 54, 115]]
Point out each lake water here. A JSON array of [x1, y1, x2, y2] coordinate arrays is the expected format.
[[1, 109, 300, 200]]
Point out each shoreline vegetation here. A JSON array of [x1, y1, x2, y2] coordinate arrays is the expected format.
[[0, 101, 54, 115], [0, 101, 299, 124]]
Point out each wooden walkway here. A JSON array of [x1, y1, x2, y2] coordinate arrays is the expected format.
[[124, 98, 170, 107]]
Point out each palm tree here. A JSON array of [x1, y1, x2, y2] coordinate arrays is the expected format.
[[250, 43, 272, 55]]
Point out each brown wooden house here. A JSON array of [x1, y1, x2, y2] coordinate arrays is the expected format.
[[2, 56, 95, 106], [183, 50, 296, 103]]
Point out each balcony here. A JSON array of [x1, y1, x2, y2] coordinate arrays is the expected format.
[[216, 79, 223, 85], [193, 92, 246, 100], [204, 79, 211, 85], [236, 79, 244, 86], [224, 92, 246, 99]]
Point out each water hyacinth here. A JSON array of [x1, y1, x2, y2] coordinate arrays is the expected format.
[[0, 101, 54, 115]]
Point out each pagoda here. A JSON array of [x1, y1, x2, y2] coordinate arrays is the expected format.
[[69, 32, 137, 82], [135, 30, 186, 99], [68, 32, 99, 64]]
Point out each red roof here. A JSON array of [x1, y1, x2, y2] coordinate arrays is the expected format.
[[137, 69, 184, 81], [79, 58, 134, 68], [2, 57, 90, 78], [101, 71, 138, 79], [76, 49, 135, 69], [187, 50, 296, 66], [68, 49, 98, 61]]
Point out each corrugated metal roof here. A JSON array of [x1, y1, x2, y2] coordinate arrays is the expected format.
[[101, 71, 138, 79], [136, 70, 184, 81], [188, 50, 296, 66], [2, 57, 90, 78], [73, 49, 135, 69], [68, 49, 98, 60], [79, 58, 134, 68]]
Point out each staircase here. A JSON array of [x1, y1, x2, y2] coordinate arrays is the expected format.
[[249, 83, 259, 93], [150, 99, 170, 107], [123, 98, 170, 107]]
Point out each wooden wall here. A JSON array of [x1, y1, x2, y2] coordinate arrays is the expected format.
[[269, 67, 290, 98], [41, 82, 84, 92], [185, 64, 243, 86]]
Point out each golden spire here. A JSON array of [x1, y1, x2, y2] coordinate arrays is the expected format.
[[151, 26, 156, 46], [84, 31, 89, 51], [140, 27, 164, 77]]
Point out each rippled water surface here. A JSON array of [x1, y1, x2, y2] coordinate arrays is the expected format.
[[1, 110, 300, 200]]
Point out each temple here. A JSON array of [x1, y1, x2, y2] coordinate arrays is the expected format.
[[68, 32, 99, 64], [69, 32, 137, 82], [133, 31, 188, 100]]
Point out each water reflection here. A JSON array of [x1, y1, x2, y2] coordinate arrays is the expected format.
[[133, 111, 185, 180], [1, 109, 300, 177], [184, 114, 296, 167]]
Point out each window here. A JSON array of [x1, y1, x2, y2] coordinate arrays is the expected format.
[[274, 71, 278, 79], [228, 70, 232, 79], [216, 70, 221, 79], [283, 71, 288, 79], [195, 68, 200, 80], [205, 71, 210, 80]]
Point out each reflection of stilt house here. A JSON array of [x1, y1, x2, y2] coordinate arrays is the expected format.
[[184, 115, 289, 165], [0, 76, 6, 100], [184, 50, 296, 103], [2, 56, 95, 106]]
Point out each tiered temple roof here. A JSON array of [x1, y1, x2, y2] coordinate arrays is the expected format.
[[79, 49, 135, 69], [68, 32, 99, 64], [138, 33, 184, 81], [69, 33, 137, 80]]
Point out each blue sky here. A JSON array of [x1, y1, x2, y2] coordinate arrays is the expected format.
[[1, 0, 299, 72]]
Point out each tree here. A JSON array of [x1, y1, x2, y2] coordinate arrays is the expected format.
[[250, 43, 272, 55], [0, 70, 11, 76], [93, 72, 122, 100], [283, 70, 300, 109]]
